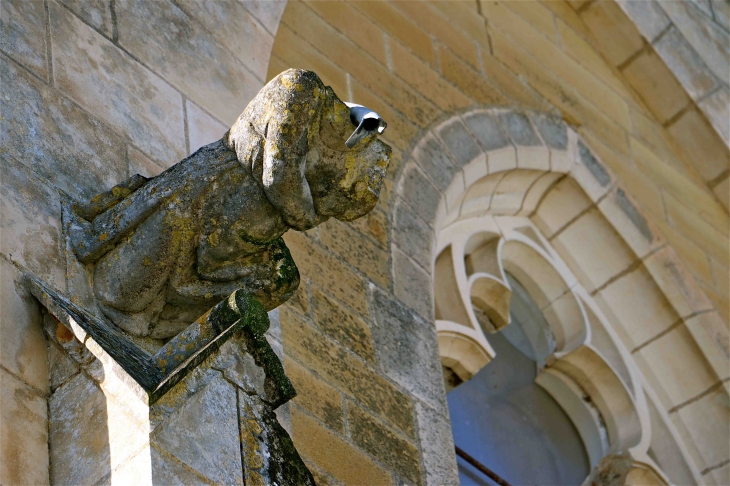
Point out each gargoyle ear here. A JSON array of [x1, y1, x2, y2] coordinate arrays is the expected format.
[[345, 103, 387, 149]]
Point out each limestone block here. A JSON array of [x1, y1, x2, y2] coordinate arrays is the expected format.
[[0, 259, 49, 391], [49, 3, 186, 165], [659, 0, 730, 82], [713, 172, 729, 210], [685, 312, 730, 381], [415, 400, 459, 486], [462, 111, 511, 152], [176, 0, 273, 81], [289, 406, 392, 485], [597, 187, 661, 260], [280, 317, 415, 437], [654, 26, 719, 100], [571, 140, 613, 201], [581, 0, 645, 65], [444, 171, 466, 214], [317, 218, 390, 288], [643, 246, 714, 319], [411, 133, 460, 192], [517, 172, 563, 217], [594, 265, 679, 349], [370, 288, 446, 414], [239, 0, 287, 36], [0, 158, 64, 290], [283, 356, 344, 434], [437, 118, 482, 166], [636, 325, 718, 409], [392, 197, 435, 271], [490, 170, 542, 215], [0, 0, 47, 79], [396, 163, 442, 225], [1, 57, 126, 200], [698, 86, 730, 147], [667, 107, 729, 182], [709, 462, 730, 486], [622, 49, 691, 123], [116, 0, 261, 125], [673, 387, 730, 471], [128, 146, 166, 179], [152, 375, 243, 485], [462, 153, 488, 188], [498, 111, 542, 147], [616, 0, 671, 42], [532, 176, 592, 238], [487, 146, 517, 174], [0, 368, 49, 486], [347, 401, 422, 484], [552, 208, 636, 293], [310, 286, 375, 363], [58, 0, 113, 37], [49, 373, 110, 485], [530, 113, 568, 150], [516, 146, 550, 172], [393, 246, 434, 322], [186, 100, 226, 155], [48, 340, 79, 391]]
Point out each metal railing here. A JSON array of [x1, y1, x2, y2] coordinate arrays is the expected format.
[[455, 446, 513, 486]]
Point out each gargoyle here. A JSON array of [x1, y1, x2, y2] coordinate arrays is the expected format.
[[64, 69, 390, 340]]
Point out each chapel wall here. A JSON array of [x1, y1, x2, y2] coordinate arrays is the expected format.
[[268, 1, 728, 484], [0, 1, 283, 483]]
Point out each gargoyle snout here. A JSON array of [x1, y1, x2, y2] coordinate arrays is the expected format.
[[345, 102, 387, 149]]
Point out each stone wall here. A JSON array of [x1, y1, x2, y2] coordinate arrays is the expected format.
[[1, 0, 728, 485], [0, 1, 284, 483], [268, 1, 728, 485]]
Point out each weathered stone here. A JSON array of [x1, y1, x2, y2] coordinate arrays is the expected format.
[[498, 111, 542, 146], [698, 85, 730, 146], [659, 0, 729, 81], [617, 0, 671, 42], [128, 146, 166, 179], [49, 2, 186, 165], [0, 259, 49, 391], [59, 0, 113, 37], [654, 26, 719, 100], [176, 0, 273, 81], [0, 368, 49, 486], [115, 0, 261, 125], [290, 405, 392, 485], [144, 446, 212, 486], [347, 401, 422, 484], [50, 372, 110, 485], [370, 288, 446, 414], [614, 188, 653, 243], [239, 0, 287, 36], [415, 400, 459, 486], [411, 133, 460, 192], [0, 0, 48, 79], [317, 218, 390, 288], [392, 197, 434, 271], [578, 140, 611, 187], [1, 57, 127, 200], [437, 118, 483, 165], [238, 391, 315, 486], [398, 163, 442, 225], [0, 156, 65, 290], [284, 356, 344, 434], [281, 317, 415, 437], [310, 286, 376, 363], [392, 246, 433, 321], [48, 340, 79, 390], [186, 99, 227, 155], [530, 113, 568, 150], [674, 387, 730, 470], [462, 111, 511, 152], [152, 375, 243, 485]]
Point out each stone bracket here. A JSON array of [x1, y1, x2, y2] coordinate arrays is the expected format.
[[24, 273, 296, 405]]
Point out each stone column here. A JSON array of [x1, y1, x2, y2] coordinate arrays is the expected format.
[[41, 301, 312, 485]]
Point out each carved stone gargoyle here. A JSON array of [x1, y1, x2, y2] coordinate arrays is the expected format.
[[26, 69, 391, 403]]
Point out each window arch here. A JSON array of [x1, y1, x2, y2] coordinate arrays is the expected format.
[[389, 108, 720, 485]]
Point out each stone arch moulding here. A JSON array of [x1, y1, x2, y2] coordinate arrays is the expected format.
[[389, 107, 726, 485]]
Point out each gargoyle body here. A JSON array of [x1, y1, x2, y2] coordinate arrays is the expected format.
[[65, 69, 390, 339]]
